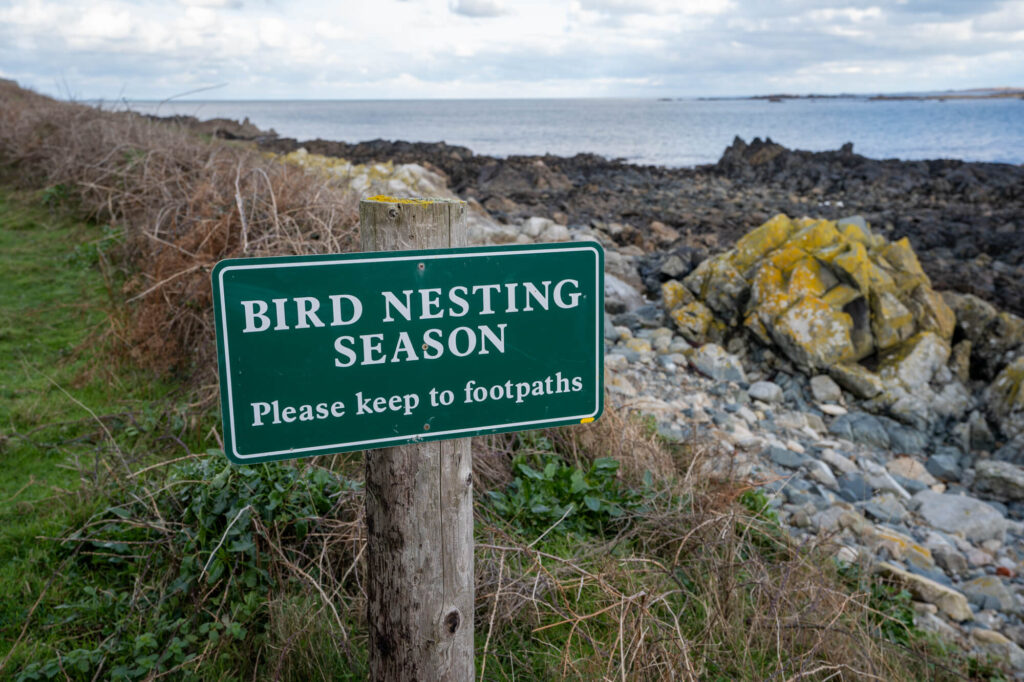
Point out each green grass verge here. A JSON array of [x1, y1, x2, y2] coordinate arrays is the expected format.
[[0, 187, 217, 672]]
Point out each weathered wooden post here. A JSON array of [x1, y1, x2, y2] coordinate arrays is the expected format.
[[359, 197, 475, 680]]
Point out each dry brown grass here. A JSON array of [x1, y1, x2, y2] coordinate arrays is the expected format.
[[0, 80, 359, 390], [470, 410, 959, 681]]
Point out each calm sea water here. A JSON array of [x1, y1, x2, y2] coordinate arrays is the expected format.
[[123, 97, 1024, 168]]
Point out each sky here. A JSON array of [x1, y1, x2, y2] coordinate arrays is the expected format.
[[1, 0, 1022, 100]]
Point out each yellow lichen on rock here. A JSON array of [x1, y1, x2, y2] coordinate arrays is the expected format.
[[787, 219, 841, 253], [661, 279, 694, 311], [830, 362, 885, 398], [685, 258, 748, 324], [870, 290, 915, 350], [787, 257, 838, 300], [732, 213, 793, 270], [769, 296, 854, 370], [838, 221, 871, 245], [831, 242, 873, 294], [671, 301, 714, 344], [821, 284, 862, 308], [767, 245, 810, 273], [907, 285, 956, 340]]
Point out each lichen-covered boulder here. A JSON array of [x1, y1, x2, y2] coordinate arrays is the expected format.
[[670, 301, 714, 344], [662, 213, 955, 378], [943, 292, 1024, 381]]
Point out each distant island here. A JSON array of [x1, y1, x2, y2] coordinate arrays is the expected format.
[[689, 87, 1024, 102]]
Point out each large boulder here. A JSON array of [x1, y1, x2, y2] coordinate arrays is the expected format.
[[662, 214, 955, 378]]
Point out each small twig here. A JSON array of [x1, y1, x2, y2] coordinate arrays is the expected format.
[[201, 504, 251, 578], [479, 550, 506, 680], [128, 452, 206, 479], [527, 504, 575, 548], [125, 264, 202, 303]]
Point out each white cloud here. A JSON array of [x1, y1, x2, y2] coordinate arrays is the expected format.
[[450, 0, 507, 18]]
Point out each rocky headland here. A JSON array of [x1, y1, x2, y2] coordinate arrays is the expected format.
[[177, 115, 1024, 671]]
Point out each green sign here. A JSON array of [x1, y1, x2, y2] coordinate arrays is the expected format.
[[212, 242, 604, 463]]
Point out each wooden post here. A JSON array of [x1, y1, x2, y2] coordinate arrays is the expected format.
[[359, 197, 475, 681]]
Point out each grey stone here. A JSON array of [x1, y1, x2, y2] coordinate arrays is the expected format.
[[913, 490, 1007, 543], [768, 445, 809, 469], [969, 410, 997, 452], [904, 563, 953, 587], [962, 575, 1018, 613], [863, 497, 907, 523], [668, 337, 692, 353], [691, 344, 746, 383], [932, 545, 969, 577], [634, 303, 665, 328], [828, 412, 891, 450], [985, 499, 1009, 517], [604, 273, 646, 314], [994, 433, 1024, 464], [659, 254, 687, 278], [811, 374, 843, 401], [874, 562, 973, 621], [748, 381, 783, 404], [806, 459, 838, 489], [838, 472, 873, 502], [930, 380, 972, 421], [656, 355, 677, 371], [610, 348, 641, 363], [880, 417, 929, 454], [779, 478, 817, 506], [971, 630, 1024, 671], [885, 389, 936, 432], [891, 475, 929, 495], [926, 454, 962, 482], [604, 353, 629, 372], [859, 459, 911, 499], [974, 459, 1024, 502], [819, 448, 858, 474]]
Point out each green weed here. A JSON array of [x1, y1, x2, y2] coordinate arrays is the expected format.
[[486, 435, 643, 539]]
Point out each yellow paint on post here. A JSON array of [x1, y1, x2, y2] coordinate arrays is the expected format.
[[365, 195, 456, 205]]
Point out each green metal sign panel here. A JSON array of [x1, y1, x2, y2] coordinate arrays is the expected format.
[[212, 242, 604, 463]]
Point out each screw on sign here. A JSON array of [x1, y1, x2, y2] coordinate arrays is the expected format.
[[211, 196, 604, 679]]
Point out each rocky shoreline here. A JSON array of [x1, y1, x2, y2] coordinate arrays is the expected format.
[[170, 113, 1024, 672], [253, 133, 1024, 318]]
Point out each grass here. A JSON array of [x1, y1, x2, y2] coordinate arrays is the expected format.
[[0, 188, 219, 673]]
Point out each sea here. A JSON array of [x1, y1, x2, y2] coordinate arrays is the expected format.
[[122, 97, 1024, 168]]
